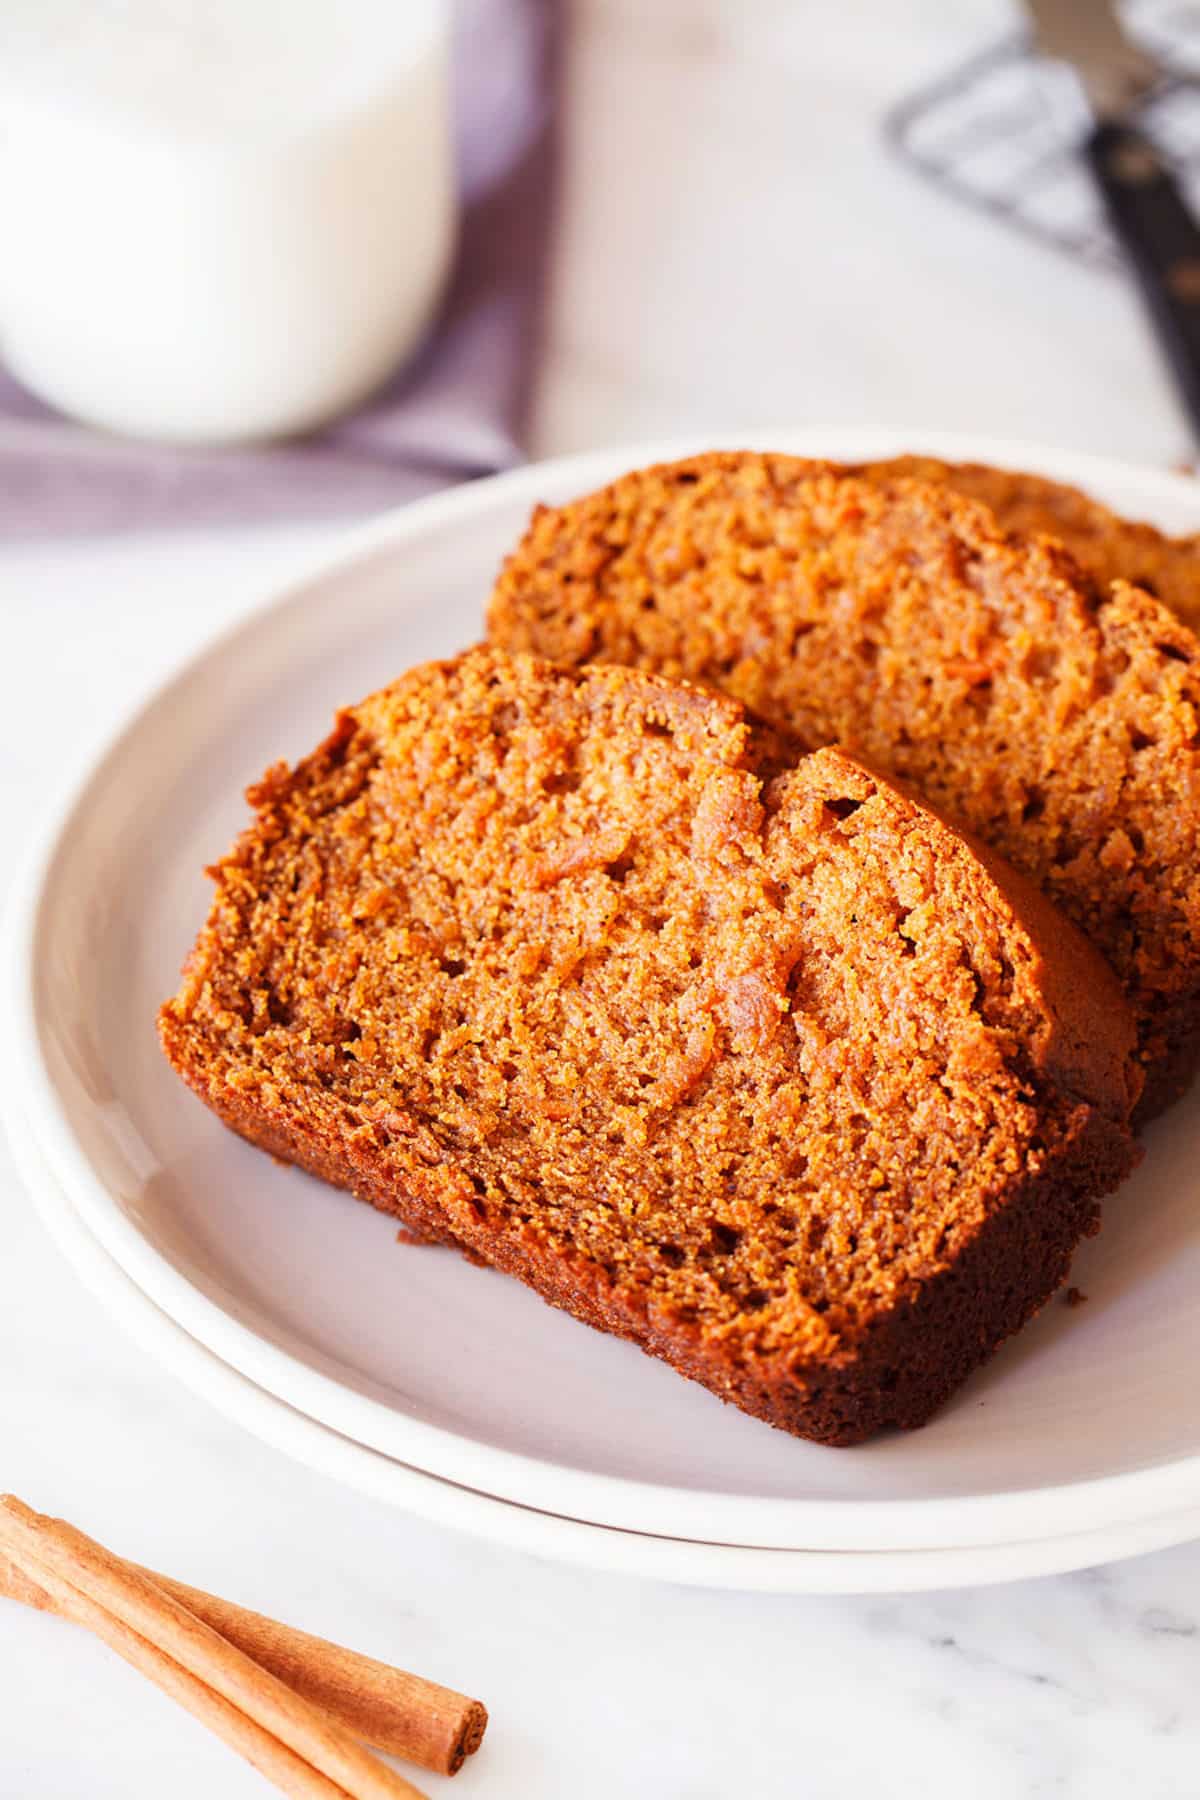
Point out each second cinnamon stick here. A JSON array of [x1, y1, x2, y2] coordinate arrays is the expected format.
[[0, 1498, 430, 1800], [143, 1568, 486, 1775], [0, 1532, 485, 1775]]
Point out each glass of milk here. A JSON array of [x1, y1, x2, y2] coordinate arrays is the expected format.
[[0, 0, 455, 443]]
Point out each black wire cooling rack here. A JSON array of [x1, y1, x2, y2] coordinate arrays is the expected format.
[[886, 1, 1200, 271]]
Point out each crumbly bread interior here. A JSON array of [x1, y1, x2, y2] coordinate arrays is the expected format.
[[867, 454, 1200, 637], [161, 648, 1134, 1394], [488, 453, 1200, 1110]]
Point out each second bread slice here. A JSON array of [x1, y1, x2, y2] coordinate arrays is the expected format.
[[864, 453, 1200, 637], [160, 648, 1138, 1445], [489, 451, 1200, 1116]]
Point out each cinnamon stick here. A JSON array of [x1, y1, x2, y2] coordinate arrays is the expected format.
[[0, 1497, 428, 1800], [8, 1560, 363, 1800], [0, 1547, 485, 1774]]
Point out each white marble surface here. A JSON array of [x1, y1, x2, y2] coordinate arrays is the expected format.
[[4, 0, 1200, 1794]]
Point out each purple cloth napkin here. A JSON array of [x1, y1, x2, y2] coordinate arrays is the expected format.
[[0, 0, 558, 537]]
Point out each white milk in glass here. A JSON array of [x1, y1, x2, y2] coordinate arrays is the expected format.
[[0, 0, 454, 441]]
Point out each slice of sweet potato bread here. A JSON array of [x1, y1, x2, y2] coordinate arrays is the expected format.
[[488, 452, 1200, 1117], [159, 647, 1138, 1446], [866, 454, 1200, 637]]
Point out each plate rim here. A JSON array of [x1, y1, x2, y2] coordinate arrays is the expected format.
[[12, 423, 1200, 1554]]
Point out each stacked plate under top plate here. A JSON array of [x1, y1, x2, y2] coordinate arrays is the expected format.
[[8, 427, 1200, 1594]]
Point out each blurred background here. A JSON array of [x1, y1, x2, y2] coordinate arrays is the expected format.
[[539, 0, 1188, 464], [2, 0, 1197, 542]]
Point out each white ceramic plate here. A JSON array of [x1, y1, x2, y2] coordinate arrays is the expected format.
[[8, 1094, 1199, 1593], [10, 427, 1200, 1555]]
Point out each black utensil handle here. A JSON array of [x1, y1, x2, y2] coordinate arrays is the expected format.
[[1086, 120, 1200, 442]]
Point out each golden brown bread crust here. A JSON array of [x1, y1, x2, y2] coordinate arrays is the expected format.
[[160, 648, 1139, 1445], [867, 455, 1200, 637], [488, 451, 1200, 1119]]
